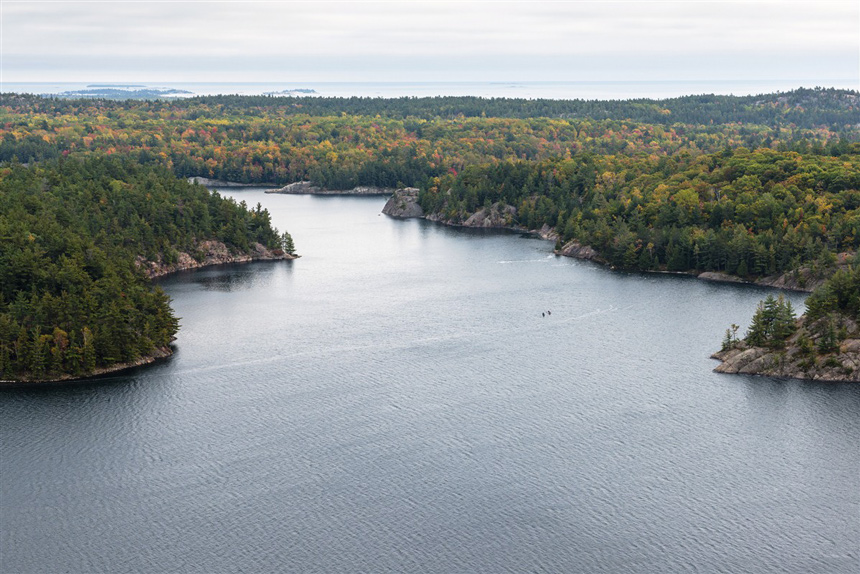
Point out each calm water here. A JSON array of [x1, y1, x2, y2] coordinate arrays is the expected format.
[[2, 192, 858, 573]]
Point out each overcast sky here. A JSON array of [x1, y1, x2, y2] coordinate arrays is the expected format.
[[2, 0, 858, 84]]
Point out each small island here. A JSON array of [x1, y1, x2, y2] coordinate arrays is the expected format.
[[263, 88, 318, 96]]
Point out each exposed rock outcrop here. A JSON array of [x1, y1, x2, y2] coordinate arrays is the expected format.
[[555, 240, 605, 263], [135, 240, 296, 279], [712, 317, 860, 382], [382, 188, 424, 218], [265, 181, 395, 195], [188, 177, 274, 188], [696, 271, 748, 285], [537, 224, 559, 242], [697, 253, 853, 292], [712, 345, 860, 382], [461, 203, 517, 228], [265, 181, 322, 194]]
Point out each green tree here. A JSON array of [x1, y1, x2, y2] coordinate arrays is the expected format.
[[281, 231, 296, 255]]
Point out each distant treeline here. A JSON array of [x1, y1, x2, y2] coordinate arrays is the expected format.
[[4, 87, 859, 127], [1, 89, 857, 189]]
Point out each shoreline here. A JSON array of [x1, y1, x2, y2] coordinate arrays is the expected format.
[[382, 190, 821, 294], [711, 342, 860, 384], [187, 176, 278, 188], [137, 240, 298, 279], [0, 346, 174, 387], [2, 243, 298, 386], [264, 181, 395, 195]]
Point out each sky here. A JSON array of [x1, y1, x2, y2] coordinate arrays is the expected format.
[[2, 0, 859, 85]]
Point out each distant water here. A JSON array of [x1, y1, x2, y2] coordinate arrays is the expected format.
[[1, 192, 858, 573], [5, 80, 858, 100]]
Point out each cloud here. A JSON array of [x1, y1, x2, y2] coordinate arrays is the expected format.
[[3, 1, 858, 82]]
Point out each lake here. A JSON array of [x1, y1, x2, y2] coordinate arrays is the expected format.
[[1, 191, 857, 573]]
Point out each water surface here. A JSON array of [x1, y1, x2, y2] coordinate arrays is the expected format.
[[8, 80, 857, 100], [2, 192, 857, 573]]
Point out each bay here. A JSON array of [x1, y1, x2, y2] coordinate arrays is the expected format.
[[1, 191, 857, 573]]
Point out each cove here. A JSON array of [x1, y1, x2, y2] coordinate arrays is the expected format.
[[1, 190, 858, 574]]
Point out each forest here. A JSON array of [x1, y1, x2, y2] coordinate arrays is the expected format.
[[0, 157, 286, 381], [1, 88, 857, 189], [419, 147, 860, 278], [1, 87, 859, 379]]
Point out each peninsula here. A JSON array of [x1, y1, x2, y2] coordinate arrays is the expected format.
[[0, 158, 296, 384], [711, 269, 860, 383]]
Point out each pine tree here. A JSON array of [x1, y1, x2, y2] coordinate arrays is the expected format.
[[745, 294, 796, 348], [721, 324, 740, 351], [770, 296, 796, 346], [281, 231, 296, 255], [817, 319, 838, 353], [0, 345, 10, 378], [14, 327, 29, 372], [82, 327, 96, 373], [745, 299, 770, 346]]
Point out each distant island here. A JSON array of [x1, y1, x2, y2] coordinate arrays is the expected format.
[[87, 84, 147, 88], [53, 87, 193, 99], [263, 88, 318, 95]]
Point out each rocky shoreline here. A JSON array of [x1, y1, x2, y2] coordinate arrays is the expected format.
[[266, 181, 395, 195], [388, 186, 857, 384], [712, 335, 860, 383], [0, 346, 174, 386], [136, 240, 297, 279], [187, 177, 277, 188], [2, 241, 297, 385], [382, 188, 823, 292], [382, 188, 559, 240]]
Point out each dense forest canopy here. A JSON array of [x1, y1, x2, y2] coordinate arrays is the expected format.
[[0, 157, 286, 381], [7, 87, 859, 124], [420, 147, 860, 278], [1, 89, 857, 189]]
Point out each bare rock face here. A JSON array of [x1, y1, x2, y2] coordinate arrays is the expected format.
[[537, 224, 559, 242], [712, 347, 774, 374], [265, 181, 322, 194], [712, 324, 860, 383], [187, 177, 271, 188], [266, 182, 394, 195], [459, 203, 517, 228], [697, 253, 856, 293], [135, 240, 295, 278], [556, 240, 605, 263], [697, 271, 748, 285], [382, 188, 424, 218]]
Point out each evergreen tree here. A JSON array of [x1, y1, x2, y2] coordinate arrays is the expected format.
[[817, 319, 839, 353], [281, 231, 296, 255], [745, 294, 796, 348]]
